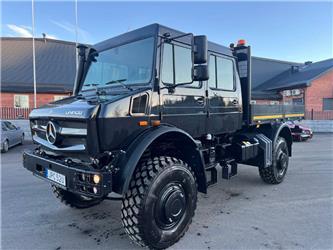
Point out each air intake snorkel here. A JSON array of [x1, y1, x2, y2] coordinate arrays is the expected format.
[[73, 44, 91, 96]]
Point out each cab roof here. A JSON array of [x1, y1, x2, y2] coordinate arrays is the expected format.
[[93, 23, 233, 57]]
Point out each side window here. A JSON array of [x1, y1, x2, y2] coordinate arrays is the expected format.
[[208, 55, 216, 88], [216, 57, 234, 91], [161, 43, 198, 87]]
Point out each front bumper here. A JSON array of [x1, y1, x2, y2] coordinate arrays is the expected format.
[[23, 150, 112, 198]]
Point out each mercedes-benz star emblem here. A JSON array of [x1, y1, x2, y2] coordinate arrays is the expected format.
[[46, 121, 57, 144]]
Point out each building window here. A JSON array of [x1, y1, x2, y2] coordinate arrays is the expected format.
[[14, 95, 29, 108], [323, 98, 333, 111], [54, 95, 67, 101], [293, 97, 304, 105]]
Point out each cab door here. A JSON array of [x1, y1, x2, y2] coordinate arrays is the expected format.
[[159, 42, 207, 138], [207, 54, 242, 134]]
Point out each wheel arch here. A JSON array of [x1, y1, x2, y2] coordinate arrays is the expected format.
[[112, 125, 207, 195], [259, 122, 292, 156]]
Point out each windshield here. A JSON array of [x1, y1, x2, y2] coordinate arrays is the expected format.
[[81, 37, 155, 91]]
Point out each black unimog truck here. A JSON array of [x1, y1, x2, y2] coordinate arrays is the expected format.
[[23, 24, 304, 249]]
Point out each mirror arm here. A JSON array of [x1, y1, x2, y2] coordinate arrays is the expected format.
[[161, 33, 193, 43]]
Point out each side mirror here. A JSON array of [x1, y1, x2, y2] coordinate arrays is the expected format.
[[193, 35, 208, 64], [193, 65, 209, 81]]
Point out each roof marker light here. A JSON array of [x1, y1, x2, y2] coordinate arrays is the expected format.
[[237, 39, 246, 46]]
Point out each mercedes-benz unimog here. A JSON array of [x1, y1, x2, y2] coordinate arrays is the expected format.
[[23, 24, 304, 249]]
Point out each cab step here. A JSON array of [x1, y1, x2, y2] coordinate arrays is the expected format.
[[221, 160, 238, 180]]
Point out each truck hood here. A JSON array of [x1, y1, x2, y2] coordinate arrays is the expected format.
[[29, 87, 149, 120], [29, 96, 99, 120]]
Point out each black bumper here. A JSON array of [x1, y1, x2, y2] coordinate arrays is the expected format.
[[23, 151, 112, 198]]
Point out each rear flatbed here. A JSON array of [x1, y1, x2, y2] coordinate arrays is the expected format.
[[250, 104, 305, 124]]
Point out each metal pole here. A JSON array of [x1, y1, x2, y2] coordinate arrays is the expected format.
[[75, 0, 78, 71], [32, 0, 37, 108]]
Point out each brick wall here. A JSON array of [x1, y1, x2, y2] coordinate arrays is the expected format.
[[305, 70, 333, 111], [0, 92, 70, 108]]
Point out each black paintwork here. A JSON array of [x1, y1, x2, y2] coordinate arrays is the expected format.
[[24, 23, 298, 196]]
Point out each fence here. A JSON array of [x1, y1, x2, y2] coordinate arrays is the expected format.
[[305, 110, 333, 120], [1, 107, 333, 120], [0, 107, 33, 120]]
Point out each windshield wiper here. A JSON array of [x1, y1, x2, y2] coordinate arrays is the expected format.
[[105, 79, 133, 91]]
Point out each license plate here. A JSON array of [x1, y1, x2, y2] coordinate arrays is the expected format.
[[46, 169, 66, 187]]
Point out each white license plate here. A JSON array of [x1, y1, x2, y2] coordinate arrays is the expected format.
[[46, 169, 66, 186]]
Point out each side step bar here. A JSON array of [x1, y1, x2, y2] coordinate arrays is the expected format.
[[205, 159, 238, 186]]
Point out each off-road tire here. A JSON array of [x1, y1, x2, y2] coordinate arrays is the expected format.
[[52, 185, 104, 209], [259, 137, 289, 184], [121, 156, 197, 249]]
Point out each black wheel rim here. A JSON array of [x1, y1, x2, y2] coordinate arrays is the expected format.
[[276, 149, 288, 177], [155, 182, 186, 230]]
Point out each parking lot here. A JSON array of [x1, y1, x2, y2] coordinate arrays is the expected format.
[[1, 134, 332, 250]]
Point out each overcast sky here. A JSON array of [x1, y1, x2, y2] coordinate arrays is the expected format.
[[2, 1, 333, 62]]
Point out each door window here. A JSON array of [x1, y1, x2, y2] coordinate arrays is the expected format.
[[162, 43, 198, 87], [216, 57, 234, 91], [161, 43, 174, 84], [208, 55, 216, 88], [209, 55, 235, 91]]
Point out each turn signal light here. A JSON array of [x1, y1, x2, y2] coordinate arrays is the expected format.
[[138, 121, 148, 126], [93, 174, 101, 184]]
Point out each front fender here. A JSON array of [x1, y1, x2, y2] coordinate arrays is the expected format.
[[112, 125, 207, 194]]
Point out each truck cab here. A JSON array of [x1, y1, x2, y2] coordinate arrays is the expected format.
[[23, 24, 303, 249]]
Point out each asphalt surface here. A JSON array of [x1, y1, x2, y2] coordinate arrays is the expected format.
[[1, 134, 333, 250]]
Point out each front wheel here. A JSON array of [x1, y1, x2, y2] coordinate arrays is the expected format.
[[121, 156, 197, 249], [259, 137, 289, 184]]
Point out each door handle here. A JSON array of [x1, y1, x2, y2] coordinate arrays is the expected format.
[[197, 97, 205, 105], [232, 99, 238, 105]]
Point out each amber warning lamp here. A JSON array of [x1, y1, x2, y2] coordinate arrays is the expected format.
[[138, 121, 148, 127]]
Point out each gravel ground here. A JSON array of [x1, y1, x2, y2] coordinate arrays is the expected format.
[[1, 134, 332, 250]]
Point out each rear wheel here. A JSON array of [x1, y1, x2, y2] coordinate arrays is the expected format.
[[1, 140, 9, 153], [121, 156, 197, 249], [259, 137, 289, 184], [52, 185, 104, 209]]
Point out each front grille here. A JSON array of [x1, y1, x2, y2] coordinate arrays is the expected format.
[[31, 119, 87, 152]]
